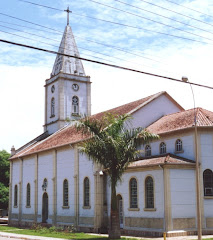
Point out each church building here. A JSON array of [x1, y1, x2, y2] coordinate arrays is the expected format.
[[9, 19, 213, 238]]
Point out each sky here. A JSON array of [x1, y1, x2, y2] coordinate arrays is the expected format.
[[0, 0, 213, 152]]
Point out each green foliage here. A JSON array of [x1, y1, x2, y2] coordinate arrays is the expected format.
[[0, 150, 10, 186], [0, 182, 9, 209], [0, 150, 10, 209], [76, 113, 159, 184], [75, 113, 159, 238]]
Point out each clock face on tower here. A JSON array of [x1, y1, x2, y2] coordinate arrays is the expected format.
[[72, 84, 79, 91]]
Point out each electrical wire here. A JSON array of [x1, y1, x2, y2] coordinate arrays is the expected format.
[[0, 12, 63, 34], [15, 0, 213, 45], [0, 29, 116, 65], [137, 0, 213, 28], [114, 0, 213, 35], [163, 0, 213, 20], [0, 38, 213, 90], [87, 0, 213, 42]]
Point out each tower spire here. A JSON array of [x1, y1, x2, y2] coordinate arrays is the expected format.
[[64, 6, 72, 26]]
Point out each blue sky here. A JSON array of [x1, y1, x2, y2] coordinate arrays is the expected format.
[[1, 0, 213, 152]]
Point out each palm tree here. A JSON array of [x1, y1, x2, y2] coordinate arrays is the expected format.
[[75, 113, 159, 239]]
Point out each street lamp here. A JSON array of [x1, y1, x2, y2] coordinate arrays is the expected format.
[[182, 76, 202, 240]]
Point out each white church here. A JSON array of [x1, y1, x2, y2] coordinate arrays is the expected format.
[[9, 20, 213, 238]]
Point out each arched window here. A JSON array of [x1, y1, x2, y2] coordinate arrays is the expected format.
[[72, 96, 79, 114], [145, 145, 151, 157], [145, 176, 154, 209], [63, 179, 69, 207], [129, 178, 138, 208], [26, 183, 31, 207], [84, 177, 90, 207], [175, 139, 183, 152], [51, 97, 55, 116], [203, 169, 213, 196], [14, 185, 18, 207], [160, 142, 166, 154]]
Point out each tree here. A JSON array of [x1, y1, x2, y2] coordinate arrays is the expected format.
[[75, 114, 159, 239], [0, 150, 10, 209]]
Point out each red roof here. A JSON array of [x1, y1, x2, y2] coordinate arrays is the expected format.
[[11, 91, 167, 159], [147, 107, 213, 135], [128, 154, 195, 169]]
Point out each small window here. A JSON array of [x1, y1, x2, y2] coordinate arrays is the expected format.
[[26, 183, 30, 207], [51, 97, 55, 116], [14, 185, 18, 207], [175, 139, 183, 152], [160, 142, 166, 154], [84, 177, 90, 207], [129, 178, 138, 208], [72, 96, 79, 114], [145, 176, 154, 208], [145, 145, 151, 157], [203, 169, 213, 196], [63, 179, 69, 207]]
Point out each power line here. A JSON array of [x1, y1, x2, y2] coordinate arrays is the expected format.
[[114, 0, 213, 36], [137, 0, 213, 28], [1, 38, 212, 90], [0, 12, 63, 34], [15, 0, 213, 45], [163, 0, 213, 21], [0, 24, 163, 69], [0, 29, 117, 65], [71, 12, 211, 45], [88, 0, 213, 43]]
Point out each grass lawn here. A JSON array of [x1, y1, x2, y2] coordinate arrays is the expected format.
[[0, 225, 143, 240]]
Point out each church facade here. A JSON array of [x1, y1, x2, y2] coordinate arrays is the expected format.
[[9, 22, 213, 237]]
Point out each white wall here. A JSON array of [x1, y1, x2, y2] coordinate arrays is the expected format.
[[22, 157, 35, 215], [79, 153, 95, 218], [107, 169, 164, 221], [170, 169, 196, 219], [131, 94, 182, 129], [200, 133, 213, 218], [37, 152, 53, 224], [11, 160, 20, 215], [57, 147, 75, 217]]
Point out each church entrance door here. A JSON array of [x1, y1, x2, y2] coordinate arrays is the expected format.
[[117, 194, 123, 229], [42, 192, 48, 223]]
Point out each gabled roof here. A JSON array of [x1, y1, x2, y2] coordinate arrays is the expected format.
[[51, 25, 85, 76], [10, 91, 173, 160], [128, 154, 195, 169], [147, 107, 213, 135]]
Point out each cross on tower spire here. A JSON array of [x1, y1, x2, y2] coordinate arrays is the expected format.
[[64, 6, 72, 25]]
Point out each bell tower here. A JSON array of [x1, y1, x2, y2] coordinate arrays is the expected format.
[[44, 8, 91, 134]]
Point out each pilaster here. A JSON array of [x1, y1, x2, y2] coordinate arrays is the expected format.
[[18, 158, 23, 223], [34, 154, 38, 222], [94, 163, 104, 231], [8, 161, 13, 224], [87, 82, 91, 116], [52, 150, 57, 225], [164, 167, 172, 232], [74, 145, 79, 227]]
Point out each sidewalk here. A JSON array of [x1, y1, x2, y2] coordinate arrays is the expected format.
[[0, 231, 213, 240], [0, 231, 66, 240]]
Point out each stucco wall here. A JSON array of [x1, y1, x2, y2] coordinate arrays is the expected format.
[[131, 94, 182, 129], [79, 153, 95, 221], [56, 147, 75, 218], [170, 169, 196, 220], [22, 157, 35, 215]]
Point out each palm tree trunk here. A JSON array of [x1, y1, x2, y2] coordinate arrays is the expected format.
[[108, 180, 121, 239]]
